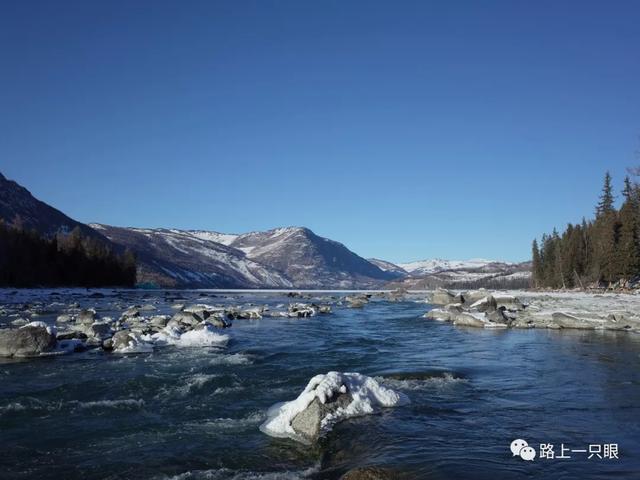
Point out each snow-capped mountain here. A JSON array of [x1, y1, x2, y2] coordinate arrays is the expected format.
[[386, 257, 531, 290], [90, 225, 292, 288], [93, 225, 395, 289], [398, 258, 514, 276]]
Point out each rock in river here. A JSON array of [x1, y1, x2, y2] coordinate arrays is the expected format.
[[0, 324, 57, 357]]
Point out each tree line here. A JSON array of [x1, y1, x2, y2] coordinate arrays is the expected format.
[[531, 170, 640, 289], [0, 221, 136, 287]]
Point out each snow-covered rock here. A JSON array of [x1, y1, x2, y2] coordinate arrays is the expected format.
[[260, 372, 408, 444]]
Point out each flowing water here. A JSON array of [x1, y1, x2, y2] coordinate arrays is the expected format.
[[1, 289, 639, 479]]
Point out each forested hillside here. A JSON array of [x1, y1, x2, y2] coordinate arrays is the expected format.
[[0, 222, 136, 288], [532, 171, 640, 289]]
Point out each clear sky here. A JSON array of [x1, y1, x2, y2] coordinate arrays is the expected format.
[[1, 1, 639, 263]]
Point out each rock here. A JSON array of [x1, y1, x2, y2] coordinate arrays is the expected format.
[[84, 321, 114, 339], [423, 309, 452, 322], [149, 315, 170, 328], [76, 309, 98, 325], [0, 325, 56, 357], [462, 290, 491, 305], [291, 393, 352, 443], [57, 330, 88, 341], [288, 303, 318, 317], [452, 312, 487, 328], [208, 314, 231, 328], [108, 330, 151, 353], [318, 305, 332, 314], [340, 467, 398, 480], [551, 312, 597, 330], [171, 311, 203, 326], [495, 295, 526, 311], [470, 295, 497, 313], [453, 293, 465, 304], [121, 306, 141, 318], [430, 289, 455, 305], [345, 295, 369, 308], [10, 318, 28, 326]]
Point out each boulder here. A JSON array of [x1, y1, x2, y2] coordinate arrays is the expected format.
[[551, 312, 598, 330], [57, 330, 88, 341], [288, 303, 318, 317], [345, 295, 369, 306], [171, 311, 203, 326], [0, 325, 56, 357], [430, 289, 455, 305], [208, 314, 231, 328], [423, 309, 451, 322], [462, 290, 491, 305], [452, 312, 487, 328], [76, 309, 98, 325], [84, 321, 114, 339], [121, 306, 140, 318], [470, 295, 497, 313], [495, 295, 526, 311], [108, 330, 152, 353], [318, 305, 332, 314], [149, 315, 170, 328], [291, 393, 352, 443]]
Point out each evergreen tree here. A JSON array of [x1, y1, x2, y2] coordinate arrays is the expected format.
[[596, 171, 615, 217], [531, 239, 542, 287], [616, 200, 640, 280]]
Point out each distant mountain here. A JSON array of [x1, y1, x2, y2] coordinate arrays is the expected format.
[[94, 225, 395, 289], [368, 258, 408, 278], [387, 258, 531, 290], [399, 258, 513, 276], [0, 172, 105, 240]]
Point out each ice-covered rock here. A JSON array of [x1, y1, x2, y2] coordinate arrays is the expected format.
[[260, 372, 408, 444]]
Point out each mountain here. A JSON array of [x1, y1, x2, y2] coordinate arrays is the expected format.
[[94, 225, 395, 289], [386, 258, 531, 290], [230, 227, 395, 288], [399, 258, 513, 276], [367, 258, 408, 278], [90, 225, 292, 288], [0, 172, 106, 240]]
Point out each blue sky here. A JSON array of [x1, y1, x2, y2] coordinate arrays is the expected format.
[[1, 1, 639, 263]]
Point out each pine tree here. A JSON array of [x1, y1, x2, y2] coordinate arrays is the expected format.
[[616, 200, 640, 281], [623, 176, 633, 202], [531, 239, 542, 287], [596, 171, 615, 217]]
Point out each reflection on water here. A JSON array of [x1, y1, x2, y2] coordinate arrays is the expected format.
[[0, 289, 639, 479]]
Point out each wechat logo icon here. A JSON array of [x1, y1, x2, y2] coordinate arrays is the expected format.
[[511, 439, 536, 461]]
